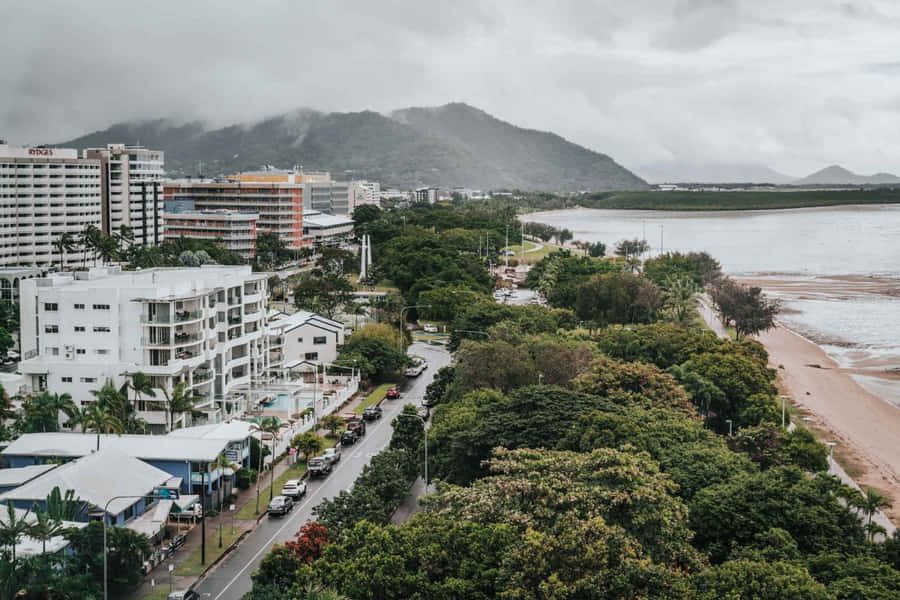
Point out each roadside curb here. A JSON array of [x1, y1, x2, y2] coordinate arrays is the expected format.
[[192, 527, 253, 587]]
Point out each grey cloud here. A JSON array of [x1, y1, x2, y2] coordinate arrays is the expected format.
[[2, 0, 900, 176]]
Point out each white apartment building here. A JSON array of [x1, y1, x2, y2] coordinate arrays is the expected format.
[[83, 144, 164, 246], [18, 265, 269, 431], [304, 181, 350, 215], [0, 143, 102, 268], [348, 181, 381, 211], [266, 310, 344, 379]]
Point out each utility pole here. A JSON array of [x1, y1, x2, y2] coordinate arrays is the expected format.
[[659, 225, 664, 256], [505, 223, 509, 270], [520, 220, 525, 265]]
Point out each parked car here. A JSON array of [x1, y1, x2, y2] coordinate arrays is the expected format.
[[307, 456, 332, 477], [340, 430, 358, 445], [423, 323, 438, 333], [323, 447, 342, 465], [167, 591, 199, 600], [268, 495, 293, 516], [281, 479, 307, 499], [386, 386, 401, 399], [363, 405, 383, 421], [346, 417, 366, 437]]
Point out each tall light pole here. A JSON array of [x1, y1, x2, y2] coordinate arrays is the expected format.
[[395, 412, 427, 488], [780, 395, 789, 429], [399, 305, 431, 349], [826, 441, 838, 464]]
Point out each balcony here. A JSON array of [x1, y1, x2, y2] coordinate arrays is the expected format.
[[141, 336, 172, 347], [173, 331, 203, 345], [175, 310, 203, 323], [141, 314, 172, 325]]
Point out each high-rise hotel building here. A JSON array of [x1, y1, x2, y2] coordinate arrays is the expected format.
[[0, 142, 101, 268], [83, 144, 164, 246], [163, 177, 307, 250]]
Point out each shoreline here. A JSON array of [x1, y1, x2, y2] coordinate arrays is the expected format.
[[755, 324, 900, 523]]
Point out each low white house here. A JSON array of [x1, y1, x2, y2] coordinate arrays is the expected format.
[[266, 310, 344, 379]]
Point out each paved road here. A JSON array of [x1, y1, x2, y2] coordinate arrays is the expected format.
[[194, 342, 450, 600]]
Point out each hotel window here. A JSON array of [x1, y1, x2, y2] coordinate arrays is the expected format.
[[61, 376, 72, 383], [305, 352, 318, 360], [74, 326, 85, 332], [44, 302, 58, 311], [95, 349, 109, 355], [44, 324, 59, 333], [74, 303, 85, 309], [296, 337, 303, 343], [76, 348, 86, 355], [93, 326, 110, 333], [93, 304, 110, 310], [313, 336, 327, 345], [80, 376, 96, 383], [47, 347, 59, 356]]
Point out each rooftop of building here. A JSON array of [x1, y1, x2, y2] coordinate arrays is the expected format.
[[0, 448, 174, 515], [303, 212, 355, 227], [164, 209, 259, 219], [26, 265, 266, 296], [267, 310, 342, 333], [165, 420, 254, 442], [0, 464, 57, 487], [0, 144, 81, 161], [2, 432, 230, 463]]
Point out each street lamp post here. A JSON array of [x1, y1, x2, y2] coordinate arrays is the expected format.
[[726, 419, 733, 436], [399, 305, 432, 349], [780, 395, 789, 429], [395, 413, 428, 488], [826, 441, 838, 463], [103, 488, 178, 600]]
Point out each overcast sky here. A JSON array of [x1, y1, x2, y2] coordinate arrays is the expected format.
[[3, 0, 900, 176]]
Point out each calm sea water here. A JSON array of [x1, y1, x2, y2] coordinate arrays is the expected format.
[[527, 205, 900, 405]]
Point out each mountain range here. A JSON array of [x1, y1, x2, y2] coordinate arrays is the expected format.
[[637, 162, 796, 184], [640, 161, 900, 186], [792, 165, 900, 185], [57, 103, 648, 192]]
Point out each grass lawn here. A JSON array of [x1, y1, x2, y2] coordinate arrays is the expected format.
[[355, 383, 392, 415], [174, 526, 245, 576], [142, 586, 174, 600], [503, 240, 541, 253]]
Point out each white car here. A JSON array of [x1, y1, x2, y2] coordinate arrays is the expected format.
[[281, 479, 307, 499], [423, 324, 438, 333]]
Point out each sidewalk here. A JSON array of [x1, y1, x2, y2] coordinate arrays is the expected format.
[[132, 383, 380, 599]]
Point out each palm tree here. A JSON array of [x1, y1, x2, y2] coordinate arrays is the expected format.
[[80, 224, 101, 268], [854, 489, 892, 541], [258, 416, 282, 502], [0, 502, 32, 569], [349, 302, 368, 330], [97, 233, 120, 265], [114, 225, 134, 254], [124, 372, 156, 413], [80, 402, 124, 451], [44, 486, 88, 522], [54, 233, 76, 271], [162, 382, 199, 432], [20, 392, 76, 433], [28, 509, 66, 555], [663, 275, 698, 324]]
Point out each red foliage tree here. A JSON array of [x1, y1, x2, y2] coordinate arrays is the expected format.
[[285, 520, 329, 564]]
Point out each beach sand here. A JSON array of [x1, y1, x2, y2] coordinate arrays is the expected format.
[[756, 325, 900, 522]]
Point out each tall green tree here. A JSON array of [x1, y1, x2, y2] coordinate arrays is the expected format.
[[80, 401, 124, 451], [54, 232, 77, 271]]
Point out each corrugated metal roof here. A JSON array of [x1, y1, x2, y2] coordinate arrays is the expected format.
[[2, 432, 228, 461], [0, 449, 173, 515]]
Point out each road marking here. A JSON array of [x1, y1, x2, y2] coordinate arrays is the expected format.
[[208, 403, 403, 600]]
